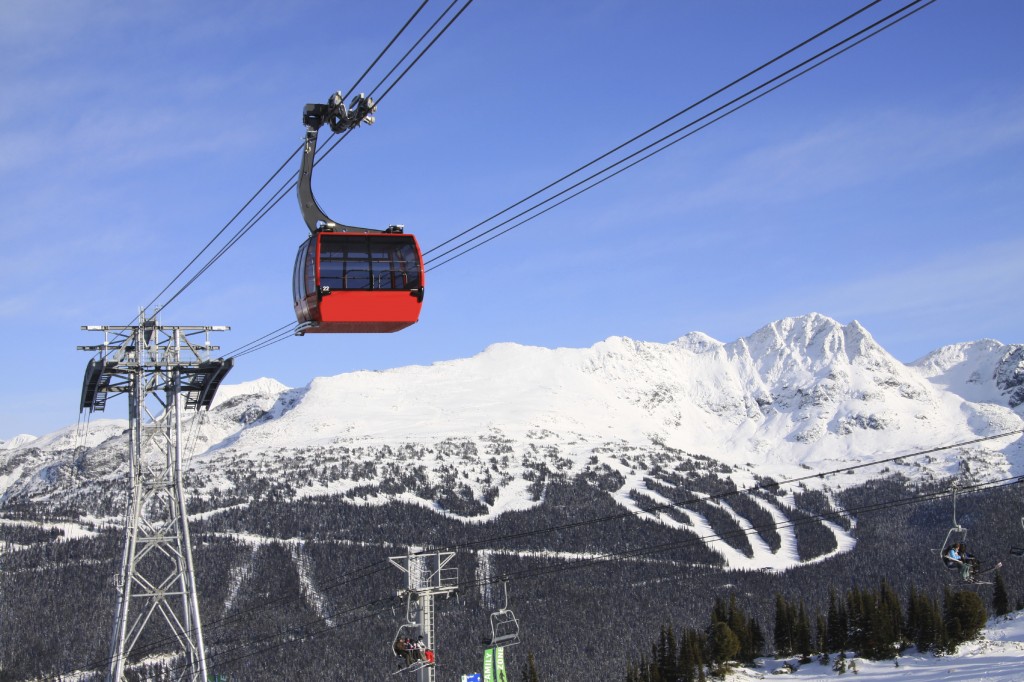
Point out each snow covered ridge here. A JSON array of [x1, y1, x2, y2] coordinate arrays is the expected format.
[[1, 314, 1022, 565], [1, 434, 36, 450], [913, 339, 1024, 410]]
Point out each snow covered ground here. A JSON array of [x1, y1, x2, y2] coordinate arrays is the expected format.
[[730, 614, 1024, 681]]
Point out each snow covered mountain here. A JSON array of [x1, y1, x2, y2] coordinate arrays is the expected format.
[[913, 339, 1024, 410], [2, 314, 1022, 570], [0, 434, 36, 450]]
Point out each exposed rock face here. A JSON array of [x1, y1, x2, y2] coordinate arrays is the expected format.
[[995, 346, 1024, 408]]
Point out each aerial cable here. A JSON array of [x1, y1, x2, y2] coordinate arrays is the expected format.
[[426, 0, 934, 269], [156, 123, 351, 313], [182, 408, 206, 469], [146, 0, 459, 315], [344, 0, 434, 100], [142, 143, 305, 318], [222, 319, 299, 356], [212, 0, 923, 354], [227, 324, 301, 359], [249, 0, 474, 242], [286, 0, 473, 187], [156, 0, 475, 356], [145, 0, 430, 315], [421, 0, 886, 259], [424, 0, 934, 270], [426, 0, 937, 269], [149, 0, 914, 328], [229, 332, 295, 360], [372, 0, 475, 105], [419, 0, 933, 266]]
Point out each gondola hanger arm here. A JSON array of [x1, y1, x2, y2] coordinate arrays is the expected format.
[[298, 91, 384, 234]]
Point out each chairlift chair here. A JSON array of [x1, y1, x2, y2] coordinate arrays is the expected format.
[[1012, 517, 1024, 557], [939, 526, 969, 568], [391, 592, 424, 666], [483, 578, 521, 649], [936, 485, 982, 582]]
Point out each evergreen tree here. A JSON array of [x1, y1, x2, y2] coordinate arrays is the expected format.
[[633, 654, 650, 682], [686, 628, 708, 682], [826, 589, 847, 653], [773, 594, 793, 656], [943, 589, 987, 651], [520, 652, 540, 682], [711, 596, 729, 625], [726, 596, 754, 664], [930, 594, 948, 653], [879, 579, 904, 651], [794, 603, 812, 660], [993, 571, 1010, 617], [649, 643, 662, 682], [678, 627, 697, 682], [657, 624, 678, 681], [749, 619, 765, 661], [849, 581, 900, 660], [705, 621, 740, 675], [845, 587, 867, 654], [815, 613, 827, 654], [904, 586, 920, 645], [676, 627, 707, 682]]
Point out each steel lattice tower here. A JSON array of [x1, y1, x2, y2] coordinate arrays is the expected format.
[[79, 317, 232, 681], [390, 549, 459, 682]]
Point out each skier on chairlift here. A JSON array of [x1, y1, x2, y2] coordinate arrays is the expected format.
[[944, 542, 977, 580], [948, 541, 1005, 584], [393, 637, 414, 665]]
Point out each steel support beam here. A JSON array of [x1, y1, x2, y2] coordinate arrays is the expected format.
[[79, 316, 229, 681]]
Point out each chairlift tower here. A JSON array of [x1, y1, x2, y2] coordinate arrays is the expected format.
[[78, 316, 232, 681], [389, 549, 459, 682]]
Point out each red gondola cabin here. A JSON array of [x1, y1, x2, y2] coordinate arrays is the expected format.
[[293, 230, 424, 333]]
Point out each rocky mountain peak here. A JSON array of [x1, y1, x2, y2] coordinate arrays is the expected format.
[[1, 315, 1020, 539]]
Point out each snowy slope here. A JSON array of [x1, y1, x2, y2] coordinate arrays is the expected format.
[[190, 313, 1021, 494], [1, 314, 1022, 571], [0, 434, 36, 450], [914, 340, 1024, 411]]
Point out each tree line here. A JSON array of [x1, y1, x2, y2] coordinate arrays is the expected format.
[[624, 574, 1015, 680]]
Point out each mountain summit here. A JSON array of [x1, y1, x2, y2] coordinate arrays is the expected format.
[[2, 314, 1022, 568]]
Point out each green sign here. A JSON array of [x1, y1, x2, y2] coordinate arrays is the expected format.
[[483, 647, 507, 682]]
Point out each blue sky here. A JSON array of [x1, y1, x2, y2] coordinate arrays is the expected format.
[[1, 0, 1022, 439]]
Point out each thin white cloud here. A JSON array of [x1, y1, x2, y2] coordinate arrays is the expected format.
[[690, 235, 1024, 357], [813, 241, 1023, 318], [682, 100, 1024, 207]]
